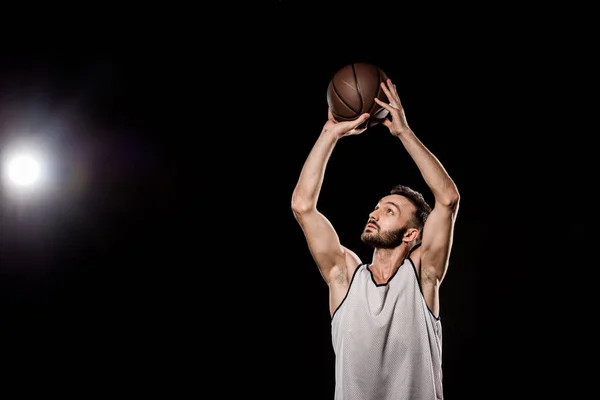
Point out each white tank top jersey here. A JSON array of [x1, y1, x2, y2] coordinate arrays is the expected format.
[[331, 257, 444, 400]]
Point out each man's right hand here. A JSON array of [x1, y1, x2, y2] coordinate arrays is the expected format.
[[322, 109, 371, 139]]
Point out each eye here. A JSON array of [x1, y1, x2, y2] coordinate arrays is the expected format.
[[386, 208, 394, 215]]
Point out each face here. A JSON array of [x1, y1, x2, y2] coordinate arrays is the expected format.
[[360, 194, 417, 249]]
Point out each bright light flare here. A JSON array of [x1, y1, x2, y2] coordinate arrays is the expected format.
[[6, 154, 41, 186], [1, 139, 51, 195]]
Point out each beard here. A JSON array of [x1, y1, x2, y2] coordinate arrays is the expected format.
[[361, 226, 407, 249]]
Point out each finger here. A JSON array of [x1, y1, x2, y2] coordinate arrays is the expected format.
[[380, 80, 400, 108], [351, 113, 370, 128], [390, 81, 402, 107], [341, 113, 370, 130], [380, 117, 392, 129], [383, 79, 402, 107], [374, 97, 394, 113]]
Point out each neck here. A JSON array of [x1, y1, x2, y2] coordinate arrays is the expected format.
[[370, 245, 409, 279]]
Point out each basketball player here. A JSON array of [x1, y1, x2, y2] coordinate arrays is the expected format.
[[291, 78, 460, 399]]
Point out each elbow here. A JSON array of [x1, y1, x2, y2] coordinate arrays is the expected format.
[[437, 186, 460, 210], [448, 189, 460, 210], [291, 193, 315, 216]]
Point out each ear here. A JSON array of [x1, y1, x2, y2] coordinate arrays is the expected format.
[[403, 228, 420, 243]]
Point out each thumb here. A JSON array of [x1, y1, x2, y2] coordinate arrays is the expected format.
[[380, 117, 392, 129], [345, 113, 370, 129]]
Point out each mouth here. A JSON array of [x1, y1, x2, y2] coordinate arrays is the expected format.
[[366, 223, 378, 230]]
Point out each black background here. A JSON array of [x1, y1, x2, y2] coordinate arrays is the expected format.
[[0, 3, 595, 399]]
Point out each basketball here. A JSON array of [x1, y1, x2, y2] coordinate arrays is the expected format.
[[326, 62, 390, 128]]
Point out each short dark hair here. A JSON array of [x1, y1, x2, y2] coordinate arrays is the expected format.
[[389, 185, 432, 243]]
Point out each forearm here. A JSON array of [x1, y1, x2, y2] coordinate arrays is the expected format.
[[397, 130, 459, 204], [291, 129, 339, 212]]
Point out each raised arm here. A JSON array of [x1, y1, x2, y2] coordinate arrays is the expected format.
[[291, 110, 370, 288], [375, 79, 460, 315]]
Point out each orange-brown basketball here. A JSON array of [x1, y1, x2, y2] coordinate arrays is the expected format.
[[326, 62, 389, 128]]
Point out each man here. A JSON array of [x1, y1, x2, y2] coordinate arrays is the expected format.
[[291, 78, 460, 399]]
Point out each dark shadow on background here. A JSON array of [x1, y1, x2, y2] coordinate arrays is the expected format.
[[0, 5, 595, 399]]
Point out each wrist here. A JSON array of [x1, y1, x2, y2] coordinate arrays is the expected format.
[[321, 127, 343, 141], [393, 128, 414, 139]]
